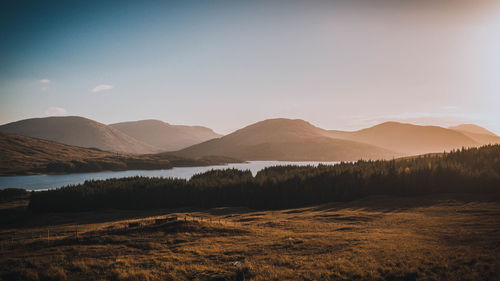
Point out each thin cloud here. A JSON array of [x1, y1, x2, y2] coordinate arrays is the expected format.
[[92, 84, 113, 93], [39, 79, 50, 84], [45, 106, 67, 116]]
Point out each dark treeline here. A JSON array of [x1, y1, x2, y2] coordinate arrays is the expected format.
[[0, 188, 28, 202], [29, 145, 500, 213]]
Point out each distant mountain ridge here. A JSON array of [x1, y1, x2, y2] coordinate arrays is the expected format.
[[110, 119, 222, 152], [0, 116, 222, 155], [175, 119, 500, 161], [449, 124, 497, 136], [0, 132, 240, 176], [174, 118, 400, 161], [449, 124, 500, 145], [325, 121, 482, 155], [0, 116, 160, 154], [1, 116, 498, 160]]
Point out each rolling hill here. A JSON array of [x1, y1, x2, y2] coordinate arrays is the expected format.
[[0, 132, 167, 175], [173, 119, 399, 161], [0, 116, 160, 154], [325, 122, 481, 155], [2, 116, 496, 162], [449, 124, 500, 145], [110, 119, 222, 151], [0, 132, 240, 176], [449, 124, 497, 136]]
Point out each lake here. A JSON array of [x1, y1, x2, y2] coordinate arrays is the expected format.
[[0, 161, 339, 190]]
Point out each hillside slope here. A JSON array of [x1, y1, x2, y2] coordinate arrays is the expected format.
[[0, 132, 171, 175], [110, 120, 221, 152], [449, 124, 498, 136], [449, 124, 500, 145], [0, 116, 160, 154], [0, 132, 239, 176], [174, 119, 399, 161], [326, 122, 480, 155]]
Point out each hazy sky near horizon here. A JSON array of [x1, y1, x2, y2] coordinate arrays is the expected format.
[[1, 0, 500, 134]]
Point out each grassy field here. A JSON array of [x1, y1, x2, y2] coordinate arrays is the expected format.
[[1, 194, 499, 281]]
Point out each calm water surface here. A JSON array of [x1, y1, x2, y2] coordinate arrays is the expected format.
[[0, 161, 339, 190]]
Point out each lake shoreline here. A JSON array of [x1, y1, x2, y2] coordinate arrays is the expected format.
[[0, 160, 245, 177], [0, 161, 340, 191]]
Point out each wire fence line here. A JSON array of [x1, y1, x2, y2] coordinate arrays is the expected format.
[[0, 213, 277, 252]]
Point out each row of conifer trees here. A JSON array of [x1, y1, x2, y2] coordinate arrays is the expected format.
[[29, 145, 500, 212]]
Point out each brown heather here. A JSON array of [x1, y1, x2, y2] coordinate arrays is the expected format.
[[1, 194, 499, 281]]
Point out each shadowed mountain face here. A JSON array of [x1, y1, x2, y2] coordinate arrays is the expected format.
[[0, 131, 117, 175], [174, 119, 400, 161], [449, 124, 500, 145], [0, 116, 160, 154], [0, 132, 240, 176], [110, 120, 222, 152], [326, 122, 482, 155]]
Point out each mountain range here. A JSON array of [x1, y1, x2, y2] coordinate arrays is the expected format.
[[0, 131, 238, 176], [173, 119, 399, 161], [0, 116, 220, 154], [448, 124, 500, 145], [325, 122, 481, 156], [173, 119, 500, 160], [110, 119, 221, 152], [1, 116, 499, 163], [0, 116, 159, 154]]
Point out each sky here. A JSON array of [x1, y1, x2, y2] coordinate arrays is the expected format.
[[1, 0, 500, 135]]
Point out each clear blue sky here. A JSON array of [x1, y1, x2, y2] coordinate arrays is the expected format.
[[1, 0, 499, 134]]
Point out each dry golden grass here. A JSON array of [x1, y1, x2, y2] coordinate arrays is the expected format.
[[1, 195, 499, 281]]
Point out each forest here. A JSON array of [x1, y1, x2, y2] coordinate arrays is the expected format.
[[29, 145, 500, 213]]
